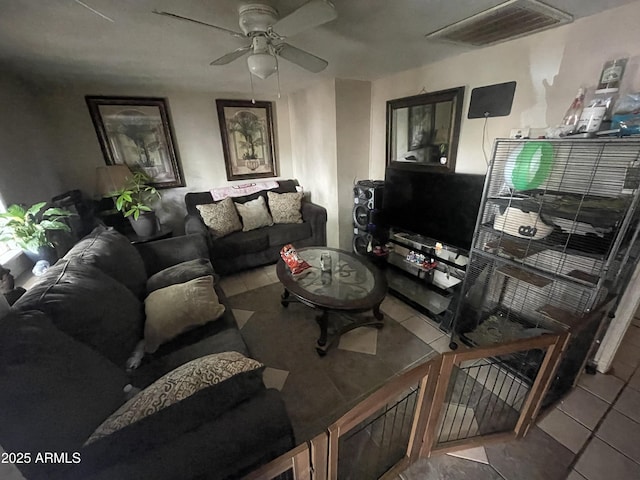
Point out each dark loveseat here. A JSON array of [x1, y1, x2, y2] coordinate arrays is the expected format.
[[184, 179, 327, 274], [0, 226, 293, 480]]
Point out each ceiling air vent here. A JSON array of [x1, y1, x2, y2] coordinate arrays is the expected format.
[[425, 0, 573, 47]]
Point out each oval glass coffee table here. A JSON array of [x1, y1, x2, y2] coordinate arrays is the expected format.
[[276, 247, 388, 356]]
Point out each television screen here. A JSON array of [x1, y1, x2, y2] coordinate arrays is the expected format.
[[382, 168, 486, 251]]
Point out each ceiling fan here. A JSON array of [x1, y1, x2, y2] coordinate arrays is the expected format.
[[153, 0, 337, 80]]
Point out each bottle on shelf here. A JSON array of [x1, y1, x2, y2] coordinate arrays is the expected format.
[[561, 88, 585, 135]]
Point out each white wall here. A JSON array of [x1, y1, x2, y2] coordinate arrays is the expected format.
[[289, 79, 340, 247], [369, 1, 640, 179], [28, 82, 294, 232], [0, 73, 62, 206], [336, 79, 372, 250]]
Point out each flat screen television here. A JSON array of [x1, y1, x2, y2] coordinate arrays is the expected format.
[[382, 168, 486, 251]]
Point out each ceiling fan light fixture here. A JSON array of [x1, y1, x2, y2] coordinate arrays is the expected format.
[[247, 52, 277, 79]]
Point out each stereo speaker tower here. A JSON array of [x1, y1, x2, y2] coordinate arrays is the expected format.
[[352, 180, 384, 255]]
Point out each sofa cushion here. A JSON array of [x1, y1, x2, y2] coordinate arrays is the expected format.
[[146, 258, 215, 294], [64, 225, 147, 298], [267, 191, 303, 224], [144, 276, 226, 353], [210, 228, 270, 257], [268, 222, 313, 247], [235, 196, 274, 232], [0, 310, 128, 460], [13, 261, 144, 367], [86, 352, 264, 444], [196, 198, 242, 239]]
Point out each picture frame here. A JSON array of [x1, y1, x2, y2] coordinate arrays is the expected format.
[[216, 99, 277, 181], [85, 96, 185, 189], [386, 86, 465, 173]]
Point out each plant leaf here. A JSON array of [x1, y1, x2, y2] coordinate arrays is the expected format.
[[43, 207, 73, 217], [26, 202, 47, 217]]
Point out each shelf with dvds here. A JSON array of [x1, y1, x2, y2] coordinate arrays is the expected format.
[[452, 138, 640, 406]]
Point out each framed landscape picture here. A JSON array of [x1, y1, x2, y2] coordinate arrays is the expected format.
[[86, 96, 185, 188], [216, 99, 277, 181]]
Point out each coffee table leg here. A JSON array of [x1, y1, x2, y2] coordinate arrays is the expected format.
[[373, 304, 384, 327], [316, 310, 329, 356], [281, 289, 290, 308]]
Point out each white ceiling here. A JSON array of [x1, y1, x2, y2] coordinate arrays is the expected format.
[[0, 0, 637, 94]]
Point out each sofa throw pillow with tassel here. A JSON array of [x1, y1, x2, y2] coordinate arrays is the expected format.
[[85, 351, 264, 445]]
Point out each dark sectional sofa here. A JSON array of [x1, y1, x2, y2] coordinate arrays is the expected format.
[[184, 179, 327, 275], [0, 226, 294, 480]]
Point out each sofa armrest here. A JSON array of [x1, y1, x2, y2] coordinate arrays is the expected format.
[[301, 201, 327, 246], [134, 234, 209, 276], [185, 213, 208, 236]]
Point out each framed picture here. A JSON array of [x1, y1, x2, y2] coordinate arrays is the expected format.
[[85, 96, 185, 189], [216, 99, 277, 181]]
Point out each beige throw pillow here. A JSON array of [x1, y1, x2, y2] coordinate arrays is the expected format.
[[196, 198, 242, 238], [144, 275, 225, 353], [85, 351, 263, 444], [267, 191, 303, 224], [234, 196, 274, 232]]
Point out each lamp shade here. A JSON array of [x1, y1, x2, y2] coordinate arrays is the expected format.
[[247, 53, 277, 79], [95, 165, 132, 198]]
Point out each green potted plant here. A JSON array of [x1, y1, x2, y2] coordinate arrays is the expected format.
[[0, 202, 73, 263], [108, 170, 160, 237]]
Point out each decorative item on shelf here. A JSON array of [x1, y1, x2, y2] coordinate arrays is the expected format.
[[97, 165, 161, 238], [0, 202, 73, 265], [560, 87, 585, 134], [596, 58, 628, 94]]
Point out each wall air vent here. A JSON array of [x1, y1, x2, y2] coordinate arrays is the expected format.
[[425, 0, 573, 47]]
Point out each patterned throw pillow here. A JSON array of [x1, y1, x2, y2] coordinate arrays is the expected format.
[[234, 196, 274, 232], [267, 191, 303, 224], [196, 198, 242, 238], [144, 275, 225, 353], [85, 351, 263, 444]]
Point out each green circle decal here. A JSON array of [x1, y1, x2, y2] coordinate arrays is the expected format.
[[511, 142, 554, 190]]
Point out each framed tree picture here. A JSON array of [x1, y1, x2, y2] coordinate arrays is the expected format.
[[85, 96, 185, 189], [216, 99, 277, 181]]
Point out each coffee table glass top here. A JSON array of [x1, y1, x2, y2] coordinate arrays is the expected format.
[[279, 247, 377, 302]]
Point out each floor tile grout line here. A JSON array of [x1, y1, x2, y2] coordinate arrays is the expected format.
[[567, 361, 640, 474]]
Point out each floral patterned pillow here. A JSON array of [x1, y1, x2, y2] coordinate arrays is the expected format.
[[196, 198, 242, 238], [85, 351, 263, 444], [267, 191, 303, 224]]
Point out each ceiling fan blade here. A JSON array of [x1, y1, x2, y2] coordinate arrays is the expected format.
[[210, 45, 252, 65], [74, 0, 114, 22], [152, 10, 245, 39], [273, 0, 337, 38], [276, 43, 328, 73]]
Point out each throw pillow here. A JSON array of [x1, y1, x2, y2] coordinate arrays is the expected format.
[[85, 351, 263, 444], [267, 191, 303, 224], [144, 275, 225, 353], [234, 195, 274, 232], [196, 198, 242, 239], [146, 258, 215, 294]]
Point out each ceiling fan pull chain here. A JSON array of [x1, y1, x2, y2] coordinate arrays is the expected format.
[[276, 56, 281, 99], [249, 69, 256, 104]]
